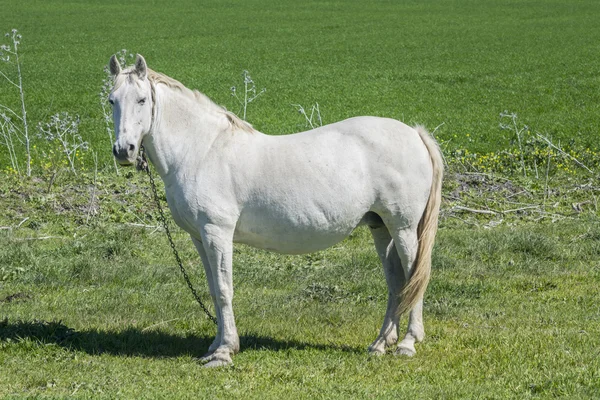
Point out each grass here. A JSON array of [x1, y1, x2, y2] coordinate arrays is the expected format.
[[1, 0, 600, 398], [0, 172, 598, 398], [1, 0, 600, 171]]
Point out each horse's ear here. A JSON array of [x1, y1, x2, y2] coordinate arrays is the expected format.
[[134, 54, 148, 80], [109, 55, 121, 76]]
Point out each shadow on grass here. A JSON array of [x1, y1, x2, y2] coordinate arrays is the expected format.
[[0, 318, 363, 358]]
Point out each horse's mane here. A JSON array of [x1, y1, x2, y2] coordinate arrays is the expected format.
[[116, 67, 255, 134], [148, 69, 255, 134]]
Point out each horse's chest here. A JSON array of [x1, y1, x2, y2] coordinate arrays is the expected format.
[[165, 189, 199, 236]]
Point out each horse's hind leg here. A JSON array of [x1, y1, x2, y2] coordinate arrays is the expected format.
[[397, 298, 424, 356], [389, 227, 424, 357], [368, 224, 403, 355]]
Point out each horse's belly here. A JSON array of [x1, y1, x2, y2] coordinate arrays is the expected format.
[[234, 229, 351, 254], [233, 211, 359, 254]]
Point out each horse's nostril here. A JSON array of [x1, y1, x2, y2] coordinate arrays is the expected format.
[[113, 145, 118, 157], [128, 144, 135, 152]]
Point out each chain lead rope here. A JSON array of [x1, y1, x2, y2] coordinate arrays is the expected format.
[[138, 146, 218, 325]]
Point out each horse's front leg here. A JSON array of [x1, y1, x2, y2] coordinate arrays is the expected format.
[[198, 224, 239, 367], [191, 237, 222, 361]]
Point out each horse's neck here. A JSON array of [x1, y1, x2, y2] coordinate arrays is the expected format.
[[143, 85, 226, 179]]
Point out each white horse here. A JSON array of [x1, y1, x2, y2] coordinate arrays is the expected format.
[[109, 54, 443, 367]]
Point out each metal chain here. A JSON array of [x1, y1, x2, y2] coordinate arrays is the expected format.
[[137, 146, 218, 325]]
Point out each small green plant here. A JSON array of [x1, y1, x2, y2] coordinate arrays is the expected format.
[[0, 29, 31, 176], [230, 70, 265, 121], [448, 112, 597, 178], [499, 111, 528, 176], [0, 113, 20, 175], [37, 112, 87, 179], [292, 102, 322, 129]]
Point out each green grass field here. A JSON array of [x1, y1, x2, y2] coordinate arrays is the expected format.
[[1, 172, 599, 398], [1, 0, 600, 398], [2, 0, 600, 161]]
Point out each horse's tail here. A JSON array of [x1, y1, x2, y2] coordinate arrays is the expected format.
[[398, 125, 444, 316]]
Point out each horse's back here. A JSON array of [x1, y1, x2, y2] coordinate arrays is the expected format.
[[263, 116, 434, 210]]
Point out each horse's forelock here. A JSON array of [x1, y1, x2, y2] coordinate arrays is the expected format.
[[111, 68, 137, 91]]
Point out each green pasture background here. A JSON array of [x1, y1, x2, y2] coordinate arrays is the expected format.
[[1, 0, 600, 398], [1, 0, 599, 166]]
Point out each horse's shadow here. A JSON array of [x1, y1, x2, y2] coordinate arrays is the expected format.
[[0, 318, 363, 358]]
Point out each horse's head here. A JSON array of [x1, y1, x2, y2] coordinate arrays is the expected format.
[[108, 54, 153, 166]]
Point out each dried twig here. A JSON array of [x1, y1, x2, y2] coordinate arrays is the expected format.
[[125, 223, 162, 229], [15, 217, 29, 228], [0, 217, 29, 231], [14, 236, 66, 241], [544, 147, 551, 204], [447, 215, 480, 226], [141, 317, 183, 333], [86, 151, 99, 224], [124, 223, 163, 235], [452, 205, 499, 215], [461, 172, 512, 182], [506, 190, 529, 199], [501, 205, 540, 214]]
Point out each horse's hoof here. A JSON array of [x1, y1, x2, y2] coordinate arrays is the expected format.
[[369, 349, 386, 356], [203, 358, 233, 368], [368, 345, 386, 356], [195, 353, 214, 363], [369, 348, 385, 357], [385, 335, 399, 347], [395, 345, 416, 357], [197, 349, 234, 367]]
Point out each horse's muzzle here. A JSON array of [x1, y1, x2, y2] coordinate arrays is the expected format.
[[113, 142, 137, 166]]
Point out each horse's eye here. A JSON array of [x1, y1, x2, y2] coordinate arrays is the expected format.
[[109, 99, 114, 105], [138, 98, 146, 105]]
